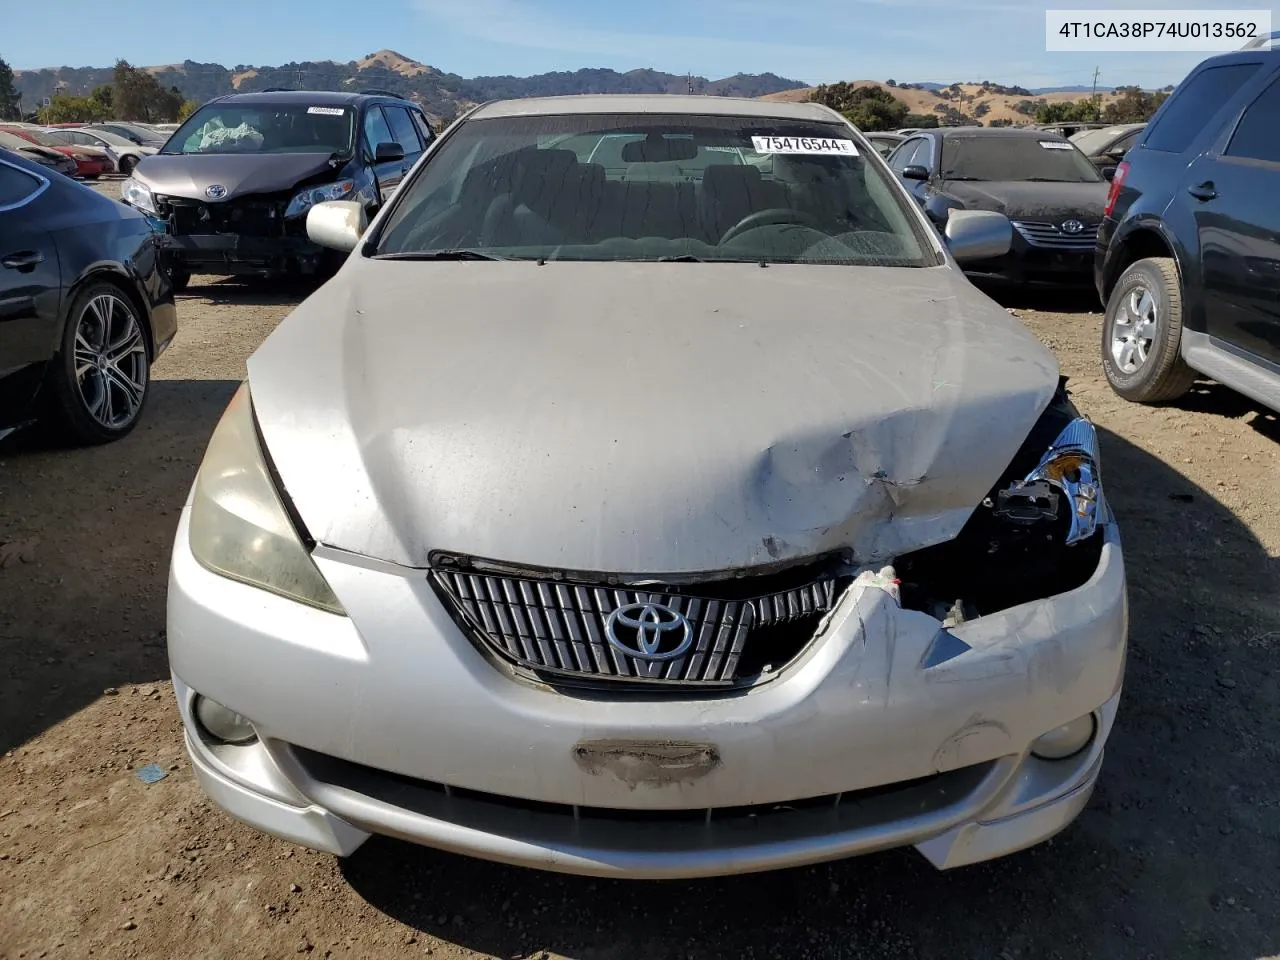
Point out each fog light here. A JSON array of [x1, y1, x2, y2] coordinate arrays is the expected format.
[[1031, 715, 1096, 760], [194, 695, 257, 745]]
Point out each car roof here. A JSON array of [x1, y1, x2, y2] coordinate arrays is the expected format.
[[468, 94, 844, 123], [208, 90, 403, 107], [933, 126, 1066, 139]]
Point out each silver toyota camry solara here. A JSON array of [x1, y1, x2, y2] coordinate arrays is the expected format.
[[167, 95, 1128, 879]]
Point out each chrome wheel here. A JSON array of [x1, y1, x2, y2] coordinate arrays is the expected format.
[[73, 292, 148, 429], [1110, 284, 1158, 374]]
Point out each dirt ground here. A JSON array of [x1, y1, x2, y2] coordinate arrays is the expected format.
[[2, 186, 1278, 960]]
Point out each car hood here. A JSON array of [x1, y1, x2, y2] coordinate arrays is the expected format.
[[13, 143, 63, 161], [247, 261, 1060, 574], [132, 152, 337, 200], [941, 180, 1109, 222]]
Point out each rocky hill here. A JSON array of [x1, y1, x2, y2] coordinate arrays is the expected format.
[[13, 50, 806, 123]]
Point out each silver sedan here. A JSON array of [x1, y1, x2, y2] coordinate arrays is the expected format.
[[167, 95, 1127, 879]]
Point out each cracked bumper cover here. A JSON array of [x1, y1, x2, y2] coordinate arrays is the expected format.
[[168, 514, 1127, 879]]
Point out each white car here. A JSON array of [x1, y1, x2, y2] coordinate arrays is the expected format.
[[167, 95, 1128, 879], [42, 127, 157, 176]]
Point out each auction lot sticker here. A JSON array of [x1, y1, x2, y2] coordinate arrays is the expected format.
[[752, 136, 859, 156]]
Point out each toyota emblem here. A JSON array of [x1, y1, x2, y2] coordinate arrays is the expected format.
[[605, 602, 694, 662], [1061, 219, 1084, 234], [205, 184, 228, 200]]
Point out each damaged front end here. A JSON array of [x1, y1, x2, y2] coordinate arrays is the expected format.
[[895, 378, 1107, 627], [430, 379, 1111, 693]]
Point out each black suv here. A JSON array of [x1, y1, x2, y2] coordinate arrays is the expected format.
[[1095, 42, 1280, 413], [120, 90, 435, 286]]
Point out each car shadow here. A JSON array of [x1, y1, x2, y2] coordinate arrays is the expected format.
[[335, 428, 1280, 960], [1177, 381, 1280, 443], [0, 379, 239, 755], [181, 274, 325, 307], [979, 283, 1103, 314]]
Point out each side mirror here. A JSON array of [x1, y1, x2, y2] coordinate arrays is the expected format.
[[306, 200, 367, 253], [945, 209, 1012, 263], [901, 164, 930, 181], [1102, 166, 1117, 181], [374, 141, 405, 163]]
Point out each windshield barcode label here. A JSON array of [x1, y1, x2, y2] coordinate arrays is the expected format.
[[307, 106, 345, 116], [1039, 141, 1074, 150], [751, 136, 858, 156]]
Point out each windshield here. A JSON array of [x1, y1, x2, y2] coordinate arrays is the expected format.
[[940, 136, 1102, 182], [77, 129, 132, 147], [374, 113, 934, 266], [0, 131, 36, 151], [1069, 126, 1131, 155], [163, 103, 355, 156]]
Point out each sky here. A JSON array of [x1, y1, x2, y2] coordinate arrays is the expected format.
[[4, 0, 1260, 88]]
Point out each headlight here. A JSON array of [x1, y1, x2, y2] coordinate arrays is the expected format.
[[121, 177, 157, 215], [994, 418, 1102, 545], [284, 179, 355, 218], [188, 384, 346, 615]]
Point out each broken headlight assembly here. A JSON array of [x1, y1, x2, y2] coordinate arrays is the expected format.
[[896, 385, 1107, 621], [990, 417, 1102, 546]]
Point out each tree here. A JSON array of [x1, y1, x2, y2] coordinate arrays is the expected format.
[[112, 60, 184, 122], [903, 112, 939, 128], [0, 56, 19, 121], [809, 82, 908, 131], [1034, 99, 1097, 124], [1102, 86, 1169, 123], [88, 84, 113, 117], [38, 92, 110, 123], [178, 99, 200, 120]]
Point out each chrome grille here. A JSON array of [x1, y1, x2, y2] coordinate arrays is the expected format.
[[433, 569, 841, 686], [1012, 220, 1099, 250]]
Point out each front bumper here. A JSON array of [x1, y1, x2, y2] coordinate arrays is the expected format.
[[168, 513, 1128, 879], [158, 231, 325, 276], [961, 240, 1096, 287]]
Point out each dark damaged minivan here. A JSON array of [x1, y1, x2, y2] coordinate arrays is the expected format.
[[120, 90, 435, 288]]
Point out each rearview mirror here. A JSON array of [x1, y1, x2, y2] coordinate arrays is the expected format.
[[901, 164, 930, 181], [374, 141, 405, 163], [945, 209, 1012, 263], [306, 200, 367, 253]]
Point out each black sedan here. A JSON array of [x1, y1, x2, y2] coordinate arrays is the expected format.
[[886, 127, 1110, 287], [0, 148, 178, 445]]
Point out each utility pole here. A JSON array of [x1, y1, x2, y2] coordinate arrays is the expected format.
[[1091, 66, 1102, 120], [687, 73, 694, 95]]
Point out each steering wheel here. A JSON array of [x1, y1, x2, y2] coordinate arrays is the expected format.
[[719, 208, 822, 245]]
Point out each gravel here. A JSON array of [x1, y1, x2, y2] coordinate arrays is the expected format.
[[1, 188, 1277, 957]]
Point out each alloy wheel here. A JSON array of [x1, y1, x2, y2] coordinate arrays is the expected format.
[[73, 293, 148, 429], [1110, 283, 1158, 374]]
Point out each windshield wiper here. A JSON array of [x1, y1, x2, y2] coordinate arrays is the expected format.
[[942, 176, 988, 181], [372, 250, 506, 261], [1022, 177, 1078, 182]]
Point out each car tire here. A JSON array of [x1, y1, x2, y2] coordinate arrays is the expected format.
[[46, 281, 151, 445], [119, 155, 136, 176], [1100, 256, 1197, 404]]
